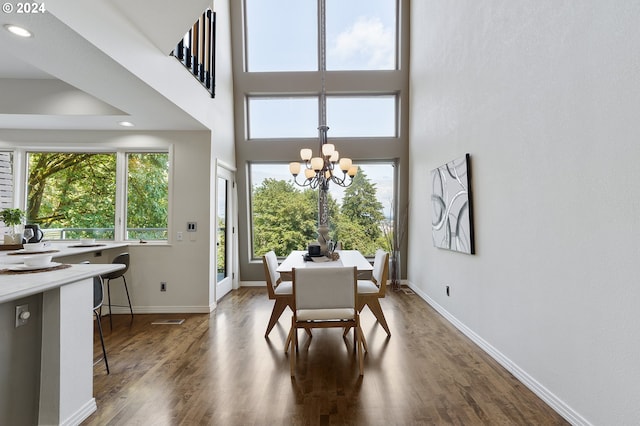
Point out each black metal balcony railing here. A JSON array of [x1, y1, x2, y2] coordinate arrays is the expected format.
[[41, 227, 168, 241], [172, 9, 216, 98]]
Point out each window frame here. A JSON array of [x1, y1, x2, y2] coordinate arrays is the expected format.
[[10, 145, 173, 244]]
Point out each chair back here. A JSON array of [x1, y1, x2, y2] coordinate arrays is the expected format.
[[93, 276, 105, 310], [371, 249, 389, 295], [263, 251, 281, 299], [293, 266, 356, 311]]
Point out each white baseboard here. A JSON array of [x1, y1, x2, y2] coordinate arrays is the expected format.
[[62, 398, 96, 426], [108, 306, 212, 314], [240, 280, 266, 287], [406, 280, 590, 426]]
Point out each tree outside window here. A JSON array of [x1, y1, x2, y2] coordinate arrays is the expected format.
[[250, 162, 394, 258], [26, 151, 168, 241]]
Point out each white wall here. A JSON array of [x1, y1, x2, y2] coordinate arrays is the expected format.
[[408, 1, 640, 424]]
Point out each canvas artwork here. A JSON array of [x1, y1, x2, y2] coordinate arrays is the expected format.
[[431, 153, 475, 254]]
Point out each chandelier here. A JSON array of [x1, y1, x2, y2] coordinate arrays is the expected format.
[[288, 127, 358, 190], [288, 0, 357, 192]]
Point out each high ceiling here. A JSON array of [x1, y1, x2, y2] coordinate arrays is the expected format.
[[0, 0, 212, 131]]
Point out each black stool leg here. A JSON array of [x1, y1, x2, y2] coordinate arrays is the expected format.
[[95, 310, 109, 374], [122, 276, 134, 319], [106, 278, 113, 331]]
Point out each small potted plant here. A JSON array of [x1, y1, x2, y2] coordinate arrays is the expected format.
[[0, 208, 26, 244]]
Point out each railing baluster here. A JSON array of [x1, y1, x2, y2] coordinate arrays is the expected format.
[[171, 8, 215, 98]]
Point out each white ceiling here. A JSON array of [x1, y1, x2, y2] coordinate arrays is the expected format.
[[0, 1, 212, 131]]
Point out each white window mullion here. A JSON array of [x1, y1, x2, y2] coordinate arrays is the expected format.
[[115, 151, 128, 241]]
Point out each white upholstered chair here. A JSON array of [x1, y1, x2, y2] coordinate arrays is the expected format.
[[287, 266, 367, 376], [357, 249, 391, 336]]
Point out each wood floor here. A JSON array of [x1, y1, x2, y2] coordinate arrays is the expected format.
[[83, 287, 568, 426]]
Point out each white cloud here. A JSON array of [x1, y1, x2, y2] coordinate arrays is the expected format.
[[329, 16, 395, 70]]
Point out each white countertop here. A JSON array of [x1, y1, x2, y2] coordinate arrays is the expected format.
[[0, 262, 125, 304], [0, 241, 128, 264]]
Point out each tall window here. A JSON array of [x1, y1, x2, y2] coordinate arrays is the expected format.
[[237, 0, 404, 269], [26, 151, 169, 241], [250, 162, 395, 258]]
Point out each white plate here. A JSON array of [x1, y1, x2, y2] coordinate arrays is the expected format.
[[8, 262, 61, 271], [11, 248, 56, 254]]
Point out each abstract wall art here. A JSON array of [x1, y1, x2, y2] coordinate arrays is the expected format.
[[431, 153, 475, 254]]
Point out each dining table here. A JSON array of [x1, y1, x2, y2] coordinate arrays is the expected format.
[[276, 249, 373, 276]]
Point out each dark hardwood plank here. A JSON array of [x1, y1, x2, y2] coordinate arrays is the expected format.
[[83, 288, 568, 425]]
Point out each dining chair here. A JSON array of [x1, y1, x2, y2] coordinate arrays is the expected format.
[[263, 251, 294, 338], [356, 249, 391, 336], [287, 266, 367, 376], [101, 252, 133, 330]]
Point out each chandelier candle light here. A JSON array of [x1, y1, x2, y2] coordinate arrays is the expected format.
[[288, 0, 357, 255]]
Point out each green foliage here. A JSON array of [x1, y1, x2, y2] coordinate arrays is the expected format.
[[127, 153, 169, 240], [217, 217, 226, 275], [0, 208, 25, 226], [252, 179, 318, 257], [28, 153, 116, 236], [337, 169, 385, 253], [252, 171, 387, 258]]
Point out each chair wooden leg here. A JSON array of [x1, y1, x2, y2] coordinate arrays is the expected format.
[[285, 324, 293, 352], [290, 319, 296, 376], [365, 298, 391, 336], [359, 324, 368, 353], [356, 316, 364, 375], [265, 298, 290, 337]]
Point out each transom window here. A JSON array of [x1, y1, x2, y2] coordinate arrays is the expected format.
[[248, 95, 397, 139], [244, 0, 397, 72]]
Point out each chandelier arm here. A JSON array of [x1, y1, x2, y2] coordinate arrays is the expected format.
[[292, 174, 314, 189]]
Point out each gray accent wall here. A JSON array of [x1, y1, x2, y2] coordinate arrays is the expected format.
[[408, 1, 640, 424]]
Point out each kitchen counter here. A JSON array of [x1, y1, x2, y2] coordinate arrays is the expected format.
[[0, 262, 123, 304], [0, 261, 124, 425], [0, 241, 129, 266]]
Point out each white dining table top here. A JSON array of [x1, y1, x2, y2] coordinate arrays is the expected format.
[[276, 250, 373, 273]]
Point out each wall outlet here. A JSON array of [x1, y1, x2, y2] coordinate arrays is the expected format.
[[160, 282, 167, 292], [187, 222, 197, 232], [446, 285, 450, 296]]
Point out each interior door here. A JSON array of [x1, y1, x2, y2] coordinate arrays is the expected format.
[[216, 168, 234, 301]]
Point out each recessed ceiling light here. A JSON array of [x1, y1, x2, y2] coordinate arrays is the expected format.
[[4, 24, 32, 38], [118, 121, 135, 127]]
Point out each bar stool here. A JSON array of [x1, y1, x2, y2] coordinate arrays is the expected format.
[[101, 252, 133, 330], [81, 261, 109, 374]]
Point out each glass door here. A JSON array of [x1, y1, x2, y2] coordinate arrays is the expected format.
[[216, 168, 234, 301]]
